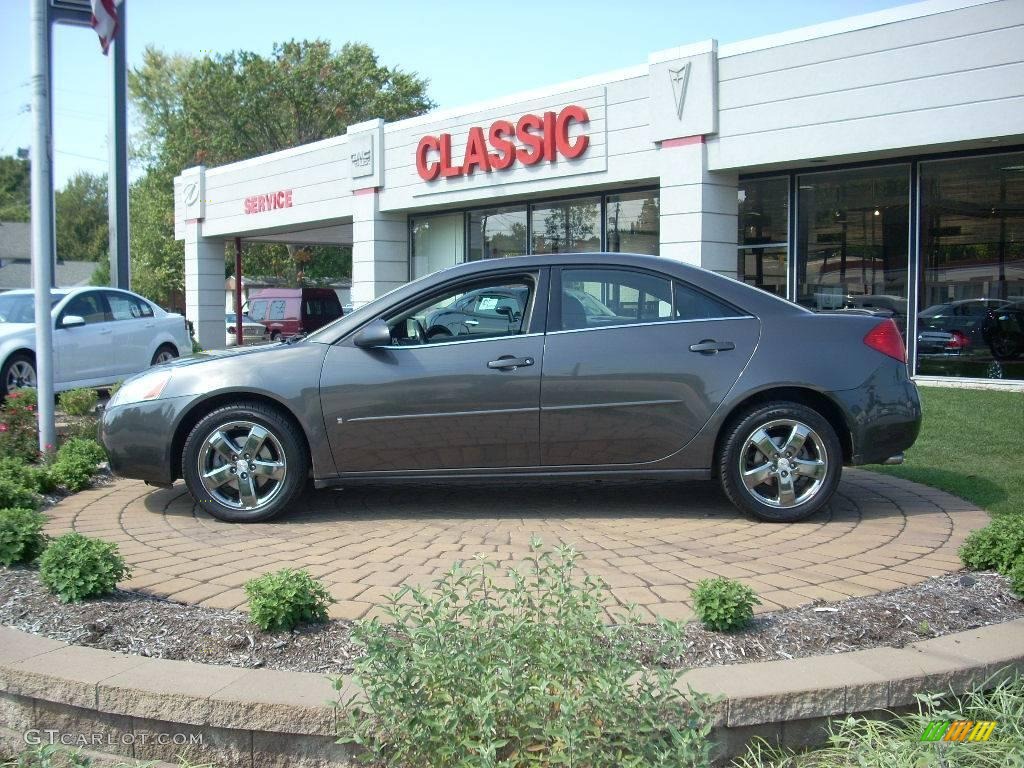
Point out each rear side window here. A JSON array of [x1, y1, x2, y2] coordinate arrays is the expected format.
[[673, 282, 739, 321], [304, 299, 322, 317], [269, 300, 287, 321], [559, 268, 673, 331]]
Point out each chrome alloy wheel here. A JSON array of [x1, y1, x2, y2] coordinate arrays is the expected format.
[[197, 420, 287, 511], [154, 349, 176, 364], [5, 360, 36, 391], [738, 418, 828, 509]]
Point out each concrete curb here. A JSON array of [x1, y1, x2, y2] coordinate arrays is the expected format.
[[1, 620, 1023, 766]]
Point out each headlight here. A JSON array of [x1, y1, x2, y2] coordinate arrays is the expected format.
[[108, 370, 172, 408]]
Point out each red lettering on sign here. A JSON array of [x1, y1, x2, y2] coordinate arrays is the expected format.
[[243, 189, 294, 214], [415, 105, 590, 181]]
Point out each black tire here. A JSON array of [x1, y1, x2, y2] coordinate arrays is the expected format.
[[2, 352, 36, 397], [181, 401, 309, 523], [718, 401, 842, 523], [151, 343, 179, 366], [271, 331, 282, 342]]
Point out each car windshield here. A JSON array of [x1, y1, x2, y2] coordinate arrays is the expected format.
[[0, 294, 61, 323]]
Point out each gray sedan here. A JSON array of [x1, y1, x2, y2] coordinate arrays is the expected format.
[[101, 253, 921, 524]]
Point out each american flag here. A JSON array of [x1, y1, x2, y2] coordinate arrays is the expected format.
[[90, 0, 122, 55]]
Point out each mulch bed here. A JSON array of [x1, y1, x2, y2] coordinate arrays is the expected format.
[[1, 566, 1021, 675]]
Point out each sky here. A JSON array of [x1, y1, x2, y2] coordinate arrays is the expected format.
[[0, 0, 913, 188]]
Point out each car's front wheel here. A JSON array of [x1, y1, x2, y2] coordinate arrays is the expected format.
[[182, 402, 309, 522], [718, 402, 842, 523], [151, 344, 178, 366]]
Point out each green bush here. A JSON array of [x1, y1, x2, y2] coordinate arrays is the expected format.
[[691, 577, 760, 632], [960, 517, 1024, 573], [38, 533, 130, 602], [244, 568, 334, 632], [0, 507, 48, 566], [47, 438, 107, 492], [0, 387, 40, 463], [1009, 559, 1024, 599], [57, 388, 99, 417], [338, 541, 714, 768], [0, 456, 57, 495], [0, 477, 40, 511]]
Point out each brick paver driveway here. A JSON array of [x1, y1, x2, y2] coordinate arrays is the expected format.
[[44, 470, 987, 622]]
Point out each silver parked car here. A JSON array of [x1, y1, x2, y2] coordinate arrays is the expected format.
[[0, 287, 192, 396], [101, 254, 921, 524]]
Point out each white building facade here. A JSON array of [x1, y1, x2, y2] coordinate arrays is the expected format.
[[176, 0, 1024, 383]]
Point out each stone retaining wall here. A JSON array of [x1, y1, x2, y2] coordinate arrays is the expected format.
[[2, 621, 1022, 767]]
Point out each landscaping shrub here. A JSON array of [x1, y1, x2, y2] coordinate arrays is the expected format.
[[38, 533, 130, 602], [338, 540, 714, 768], [47, 438, 107, 492], [0, 456, 57, 495], [57, 388, 99, 417], [0, 388, 40, 463], [691, 577, 760, 632], [1010, 559, 1024, 600], [244, 568, 333, 632], [0, 507, 48, 566], [0, 477, 40, 511], [960, 516, 1024, 573]]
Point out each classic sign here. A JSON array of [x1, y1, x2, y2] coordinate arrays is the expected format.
[[244, 189, 293, 214], [415, 105, 590, 181]]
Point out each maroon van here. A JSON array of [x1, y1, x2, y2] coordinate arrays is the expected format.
[[246, 288, 343, 340]]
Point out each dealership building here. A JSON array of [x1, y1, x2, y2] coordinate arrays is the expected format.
[[175, 0, 1024, 383]]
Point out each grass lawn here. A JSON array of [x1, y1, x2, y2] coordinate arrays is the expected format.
[[866, 386, 1022, 519]]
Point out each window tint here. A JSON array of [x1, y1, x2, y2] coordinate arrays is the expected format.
[[387, 278, 534, 346], [61, 292, 108, 325], [304, 299, 322, 317], [106, 292, 151, 321], [674, 282, 738, 321], [268, 300, 287, 321], [559, 269, 672, 331], [248, 300, 267, 321]]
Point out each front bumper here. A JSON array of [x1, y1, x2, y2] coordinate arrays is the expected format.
[[833, 363, 922, 465], [100, 396, 193, 486]]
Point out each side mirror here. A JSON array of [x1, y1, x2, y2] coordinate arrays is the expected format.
[[60, 315, 85, 329], [353, 318, 392, 349]]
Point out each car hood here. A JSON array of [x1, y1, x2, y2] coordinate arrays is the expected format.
[[161, 341, 289, 370]]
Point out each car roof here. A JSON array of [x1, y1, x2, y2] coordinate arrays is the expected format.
[[2, 288, 74, 297]]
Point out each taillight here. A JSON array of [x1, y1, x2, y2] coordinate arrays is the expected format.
[[863, 319, 906, 362], [948, 330, 970, 349]]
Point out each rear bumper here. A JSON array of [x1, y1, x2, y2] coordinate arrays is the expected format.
[[832, 364, 922, 465]]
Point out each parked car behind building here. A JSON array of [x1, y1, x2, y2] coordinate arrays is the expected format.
[[246, 288, 343, 341]]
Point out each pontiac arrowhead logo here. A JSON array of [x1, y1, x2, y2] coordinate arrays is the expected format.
[[670, 63, 690, 120]]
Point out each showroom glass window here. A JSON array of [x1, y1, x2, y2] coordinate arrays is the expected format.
[[532, 196, 601, 254], [738, 177, 788, 296], [917, 153, 1024, 382], [411, 213, 465, 278], [467, 206, 527, 262], [606, 191, 660, 255], [796, 166, 910, 337]]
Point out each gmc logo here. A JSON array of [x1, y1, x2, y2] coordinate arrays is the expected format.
[[416, 105, 589, 182]]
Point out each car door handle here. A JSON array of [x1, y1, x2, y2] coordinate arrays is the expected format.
[[487, 355, 534, 370], [464, 319, 479, 326], [99, 328, 113, 335], [689, 339, 734, 354]]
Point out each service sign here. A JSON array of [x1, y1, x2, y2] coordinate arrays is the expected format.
[[416, 105, 590, 181], [245, 189, 294, 215]]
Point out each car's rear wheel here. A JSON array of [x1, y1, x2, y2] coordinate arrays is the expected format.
[[182, 402, 308, 522], [2, 353, 36, 397], [151, 344, 178, 366], [718, 402, 842, 523]]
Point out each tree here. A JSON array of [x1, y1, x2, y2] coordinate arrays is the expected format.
[[0, 155, 30, 222], [55, 171, 108, 262], [128, 41, 434, 302]]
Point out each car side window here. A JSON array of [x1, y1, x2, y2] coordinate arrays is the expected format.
[[61, 292, 109, 325], [385, 277, 535, 346], [248, 300, 267, 321], [105, 292, 151, 321], [559, 268, 672, 331], [269, 300, 287, 321], [673, 282, 739, 321]]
